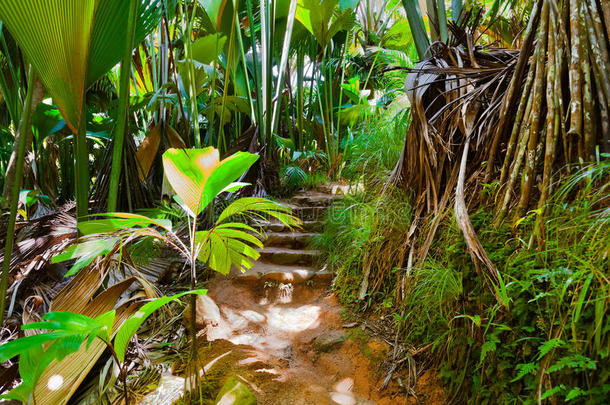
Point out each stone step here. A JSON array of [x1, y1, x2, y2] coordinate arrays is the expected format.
[[236, 262, 331, 284], [280, 204, 328, 221], [256, 247, 320, 266], [254, 220, 323, 233], [263, 232, 318, 249], [289, 192, 338, 207], [316, 183, 357, 195]]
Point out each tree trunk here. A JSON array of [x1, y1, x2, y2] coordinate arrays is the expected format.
[[2, 76, 44, 201]]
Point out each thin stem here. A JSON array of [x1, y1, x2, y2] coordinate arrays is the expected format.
[[75, 96, 90, 223], [0, 68, 36, 326], [108, 0, 139, 212], [99, 337, 129, 405]]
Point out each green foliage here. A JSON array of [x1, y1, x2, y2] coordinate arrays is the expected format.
[[0, 290, 205, 402], [0, 0, 162, 130], [52, 236, 121, 276], [296, 0, 357, 47], [319, 114, 609, 403], [431, 160, 610, 403], [57, 148, 298, 279], [281, 165, 308, 191], [196, 197, 299, 274], [162, 147, 259, 217], [113, 290, 206, 363], [314, 186, 412, 306], [342, 109, 409, 183]]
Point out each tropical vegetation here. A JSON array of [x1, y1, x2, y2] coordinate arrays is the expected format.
[[0, 0, 607, 403]]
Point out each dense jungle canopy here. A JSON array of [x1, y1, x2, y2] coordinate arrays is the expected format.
[[0, 0, 608, 404]]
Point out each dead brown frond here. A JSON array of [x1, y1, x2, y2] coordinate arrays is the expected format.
[[386, 0, 609, 303]]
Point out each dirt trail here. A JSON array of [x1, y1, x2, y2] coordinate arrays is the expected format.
[[142, 188, 443, 404]]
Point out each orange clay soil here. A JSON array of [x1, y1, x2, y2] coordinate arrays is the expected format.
[[186, 275, 445, 405]]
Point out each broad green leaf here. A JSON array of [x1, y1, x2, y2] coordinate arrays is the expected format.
[[195, 224, 263, 275], [31, 275, 136, 405], [0, 331, 75, 362], [215, 223, 263, 246], [1, 346, 49, 402], [0, 0, 163, 132], [400, 0, 430, 59], [78, 212, 173, 235], [192, 34, 227, 64], [0, 379, 32, 402], [52, 236, 120, 277], [296, 0, 339, 45], [114, 290, 206, 362], [0, 309, 117, 402], [162, 148, 259, 217], [327, 9, 356, 40], [23, 311, 100, 332], [198, 0, 233, 33], [175, 59, 214, 97]]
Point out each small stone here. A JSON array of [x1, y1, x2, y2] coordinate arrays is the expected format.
[[183, 294, 221, 330], [313, 331, 346, 353], [215, 377, 257, 405]]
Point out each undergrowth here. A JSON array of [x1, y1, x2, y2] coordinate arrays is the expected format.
[[314, 186, 412, 307], [317, 110, 610, 403], [313, 111, 411, 307], [341, 108, 410, 184]]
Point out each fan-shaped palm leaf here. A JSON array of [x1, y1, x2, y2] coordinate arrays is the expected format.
[[0, 0, 163, 218], [0, 0, 162, 131]]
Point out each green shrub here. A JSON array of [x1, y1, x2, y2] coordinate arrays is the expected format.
[[320, 136, 609, 403], [342, 109, 409, 184]]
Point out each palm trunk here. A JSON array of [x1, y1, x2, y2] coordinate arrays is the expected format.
[[74, 99, 91, 222], [2, 76, 44, 201], [108, 0, 139, 212], [515, 2, 549, 220], [0, 68, 36, 326]]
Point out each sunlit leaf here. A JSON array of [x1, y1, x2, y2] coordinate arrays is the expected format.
[[216, 196, 300, 227], [52, 237, 120, 277], [162, 147, 258, 217], [114, 290, 206, 363], [195, 222, 264, 275], [77, 213, 173, 235]]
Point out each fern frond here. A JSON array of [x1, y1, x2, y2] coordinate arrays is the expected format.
[[216, 197, 301, 228]]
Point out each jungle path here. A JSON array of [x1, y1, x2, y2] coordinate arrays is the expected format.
[[143, 187, 441, 404]]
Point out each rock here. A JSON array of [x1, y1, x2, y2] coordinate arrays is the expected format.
[[215, 377, 257, 405], [313, 331, 346, 353], [183, 294, 221, 330], [139, 374, 185, 405]]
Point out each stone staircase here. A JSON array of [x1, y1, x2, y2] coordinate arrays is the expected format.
[[234, 189, 340, 284], [141, 185, 400, 405]]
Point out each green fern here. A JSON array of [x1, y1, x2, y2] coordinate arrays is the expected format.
[[538, 338, 565, 359], [511, 362, 538, 382]]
